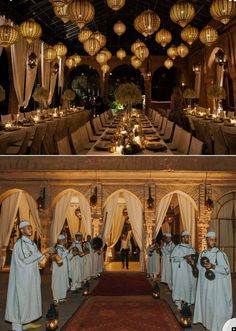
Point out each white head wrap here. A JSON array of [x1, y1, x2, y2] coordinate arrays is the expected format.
[[75, 232, 82, 236], [206, 231, 216, 239], [19, 221, 30, 229], [58, 234, 65, 240], [181, 231, 190, 237], [165, 233, 172, 237]]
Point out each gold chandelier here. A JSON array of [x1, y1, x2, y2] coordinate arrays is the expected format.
[[19, 19, 42, 44], [134, 45, 149, 62], [96, 51, 108, 65], [67, 0, 95, 29], [164, 58, 174, 69], [167, 45, 178, 60], [92, 31, 106, 49], [131, 55, 142, 69], [155, 28, 172, 48], [106, 0, 125, 11], [170, 1, 195, 28], [134, 10, 161, 37], [199, 25, 218, 47], [210, 0, 236, 25], [101, 63, 110, 74], [177, 43, 189, 58], [113, 20, 126, 36], [131, 39, 145, 54], [53, 42, 68, 57], [78, 27, 93, 43], [72, 54, 81, 65], [44, 46, 57, 62], [53, 4, 70, 23], [116, 48, 126, 60], [65, 57, 75, 69], [84, 37, 101, 56], [50, 0, 72, 7], [181, 25, 199, 45], [0, 24, 18, 48]]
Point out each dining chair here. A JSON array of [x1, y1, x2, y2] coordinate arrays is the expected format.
[[209, 123, 227, 155], [0, 130, 26, 155], [29, 123, 47, 155], [1, 114, 12, 123], [57, 136, 73, 155], [173, 129, 192, 154], [42, 121, 58, 154], [162, 121, 174, 142], [166, 125, 183, 151], [86, 121, 98, 142], [188, 136, 204, 155], [221, 126, 236, 154], [158, 117, 168, 135]]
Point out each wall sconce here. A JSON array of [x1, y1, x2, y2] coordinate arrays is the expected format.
[[192, 63, 200, 73], [152, 282, 160, 299], [215, 49, 227, 67], [90, 186, 97, 207], [27, 51, 38, 69], [46, 304, 58, 330], [147, 186, 154, 209], [37, 187, 46, 211], [180, 303, 192, 328]]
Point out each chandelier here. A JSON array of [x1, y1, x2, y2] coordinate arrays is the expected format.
[[177, 43, 189, 58], [65, 57, 75, 69], [53, 4, 70, 23], [84, 37, 101, 56], [164, 58, 174, 70], [106, 0, 125, 11], [92, 31, 106, 49], [0, 24, 18, 48], [181, 25, 199, 45], [96, 51, 108, 65], [170, 1, 195, 28], [78, 27, 93, 43], [44, 46, 57, 62], [199, 25, 218, 47], [210, 0, 236, 25], [50, 0, 72, 6], [113, 20, 126, 36], [134, 45, 149, 62], [101, 63, 110, 74], [155, 28, 172, 48], [19, 19, 42, 44], [116, 48, 126, 60], [131, 39, 145, 54], [53, 42, 67, 57], [72, 53, 81, 65], [131, 55, 142, 69], [67, 0, 95, 29], [167, 45, 178, 60], [134, 10, 161, 37]]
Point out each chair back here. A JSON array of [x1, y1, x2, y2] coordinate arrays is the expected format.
[[172, 125, 183, 146], [209, 123, 227, 155], [221, 126, 236, 154], [188, 136, 203, 155], [57, 136, 72, 155], [1, 114, 12, 123], [0, 130, 26, 154], [42, 121, 57, 154], [177, 129, 191, 154], [30, 123, 47, 155], [163, 121, 174, 140]]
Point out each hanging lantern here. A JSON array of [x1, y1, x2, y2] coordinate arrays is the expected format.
[[131, 56, 142, 69], [67, 0, 95, 29], [44, 46, 57, 62], [84, 37, 100, 56], [152, 282, 160, 299], [101, 63, 110, 74], [19, 19, 42, 44], [215, 49, 227, 67], [96, 51, 108, 65], [134, 10, 161, 37], [78, 27, 93, 43], [51, 61, 60, 74], [102, 48, 112, 61], [167, 45, 178, 60], [210, 0, 236, 25], [116, 48, 126, 60], [134, 45, 149, 62], [170, 1, 195, 28], [65, 57, 75, 69], [131, 39, 145, 54], [72, 53, 81, 66], [53, 42, 67, 57], [106, 0, 125, 11], [181, 25, 199, 45], [0, 24, 18, 48], [92, 31, 106, 49], [53, 4, 70, 24], [199, 25, 218, 47], [180, 304, 192, 328], [113, 20, 126, 36], [164, 58, 173, 69], [155, 28, 172, 48], [177, 43, 189, 58], [50, 0, 72, 7]]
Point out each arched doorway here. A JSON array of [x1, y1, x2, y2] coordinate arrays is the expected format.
[[211, 191, 236, 273], [102, 189, 144, 271], [0, 189, 41, 268], [51, 189, 92, 245]]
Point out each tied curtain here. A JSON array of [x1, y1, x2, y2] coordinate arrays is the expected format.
[[177, 194, 196, 246], [155, 194, 174, 236], [102, 194, 119, 244]]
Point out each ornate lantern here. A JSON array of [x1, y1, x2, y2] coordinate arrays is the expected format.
[[46, 304, 58, 330], [113, 20, 126, 36], [51, 61, 60, 74], [134, 45, 149, 62], [131, 39, 145, 54], [44, 46, 57, 62], [50, 0, 72, 6], [215, 49, 227, 66], [164, 58, 174, 70], [27, 52, 38, 69], [53, 42, 67, 57], [177, 43, 189, 58], [199, 25, 218, 47], [106, 0, 125, 11], [0, 24, 18, 48], [19, 19, 42, 44], [155, 28, 172, 48], [83, 281, 90, 296], [78, 27, 93, 43], [53, 4, 70, 24], [116, 48, 126, 60], [167, 45, 178, 60], [134, 10, 161, 37], [165, 205, 175, 224], [96, 51, 108, 65], [152, 282, 160, 299], [210, 0, 236, 25], [180, 303, 192, 328], [147, 186, 154, 209], [192, 63, 200, 73], [67, 0, 95, 29], [92, 31, 106, 49], [72, 53, 81, 66], [65, 57, 75, 69], [131, 56, 142, 69], [181, 25, 199, 45], [102, 48, 112, 61], [84, 37, 100, 56], [170, 1, 195, 28], [101, 63, 110, 74]]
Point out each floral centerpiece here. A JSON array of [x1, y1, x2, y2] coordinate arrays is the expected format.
[[62, 89, 76, 109], [183, 88, 197, 109], [114, 83, 142, 113], [207, 85, 226, 115], [0, 85, 6, 103], [33, 86, 49, 109]]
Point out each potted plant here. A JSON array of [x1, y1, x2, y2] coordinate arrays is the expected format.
[[207, 85, 226, 115], [32, 86, 50, 110], [183, 88, 197, 109], [61, 89, 76, 109]]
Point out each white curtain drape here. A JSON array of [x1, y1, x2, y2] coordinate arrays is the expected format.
[[102, 194, 119, 244], [25, 193, 42, 236], [48, 72, 58, 105], [155, 194, 173, 236], [194, 70, 201, 98], [58, 56, 65, 94], [66, 205, 79, 238], [178, 194, 196, 246], [41, 42, 50, 91], [79, 193, 92, 235]]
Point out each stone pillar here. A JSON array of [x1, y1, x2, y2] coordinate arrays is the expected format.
[[39, 185, 52, 248], [143, 183, 155, 248], [90, 183, 103, 236], [6, 49, 18, 114]]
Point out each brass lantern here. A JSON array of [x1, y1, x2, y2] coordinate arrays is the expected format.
[[67, 0, 95, 29], [53, 42, 67, 58], [134, 45, 149, 62], [155, 28, 172, 48], [44, 46, 57, 62], [96, 51, 108, 65], [134, 10, 161, 37], [113, 20, 126, 36], [78, 27, 93, 43], [102, 48, 112, 61], [0, 24, 18, 48], [106, 0, 125, 11], [19, 19, 42, 44], [131, 56, 142, 69], [53, 4, 70, 24], [50, 0, 72, 7], [181, 25, 199, 45], [101, 63, 110, 74], [199, 25, 218, 47], [170, 1, 195, 28], [92, 31, 106, 49], [84, 37, 100, 56], [131, 39, 145, 54], [116, 48, 126, 60], [177, 43, 189, 58], [72, 53, 81, 66], [210, 0, 236, 25], [164, 58, 173, 70], [65, 57, 75, 69], [167, 45, 178, 60]]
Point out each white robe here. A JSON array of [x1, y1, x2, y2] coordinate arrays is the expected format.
[[5, 236, 44, 326], [93, 250, 103, 275], [83, 242, 93, 281], [161, 241, 175, 289], [146, 245, 160, 277], [171, 243, 197, 305], [70, 241, 84, 290], [193, 247, 233, 331], [51, 245, 71, 301]]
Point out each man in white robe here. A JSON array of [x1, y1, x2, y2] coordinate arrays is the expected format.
[[161, 233, 175, 290], [51, 235, 71, 304], [146, 239, 161, 278], [171, 231, 197, 310], [69, 232, 84, 292], [193, 231, 233, 331], [5, 220, 47, 331]]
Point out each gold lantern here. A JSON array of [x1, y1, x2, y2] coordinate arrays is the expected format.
[[131, 39, 145, 54], [84, 37, 101, 56], [50, 0, 72, 7], [53, 4, 70, 24], [53, 42, 67, 57], [210, 0, 236, 25], [199, 25, 218, 47], [131, 56, 142, 69], [72, 53, 81, 66], [177, 43, 189, 58], [134, 45, 149, 62], [113, 20, 126, 36], [102, 48, 112, 61], [134, 10, 161, 37], [0, 25, 18, 48], [19, 19, 42, 44], [78, 27, 93, 43], [67, 0, 95, 29], [92, 31, 106, 49], [170, 1, 195, 28], [101, 63, 110, 74], [44, 46, 57, 62], [106, 0, 125, 11], [181, 25, 199, 45], [167, 45, 178, 60], [164, 58, 174, 70], [155, 28, 172, 48], [65, 57, 75, 69], [116, 48, 126, 60], [96, 51, 108, 65]]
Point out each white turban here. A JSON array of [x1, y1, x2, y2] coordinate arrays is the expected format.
[[181, 231, 190, 237], [165, 233, 172, 237], [206, 231, 216, 238], [75, 232, 82, 236], [19, 221, 30, 229], [58, 234, 65, 240]]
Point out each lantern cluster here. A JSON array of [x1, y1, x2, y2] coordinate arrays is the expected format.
[[50, 0, 72, 23], [199, 25, 218, 47], [130, 39, 149, 68], [181, 25, 199, 46], [155, 28, 172, 48], [170, 1, 195, 28], [67, 0, 95, 29], [210, 0, 236, 25], [0, 24, 18, 48], [65, 53, 81, 69], [134, 10, 161, 37]]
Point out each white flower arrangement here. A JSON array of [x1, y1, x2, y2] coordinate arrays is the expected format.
[[183, 88, 197, 99], [114, 83, 142, 105], [207, 85, 226, 100], [0, 85, 6, 102], [32, 86, 49, 103], [62, 89, 76, 101]]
